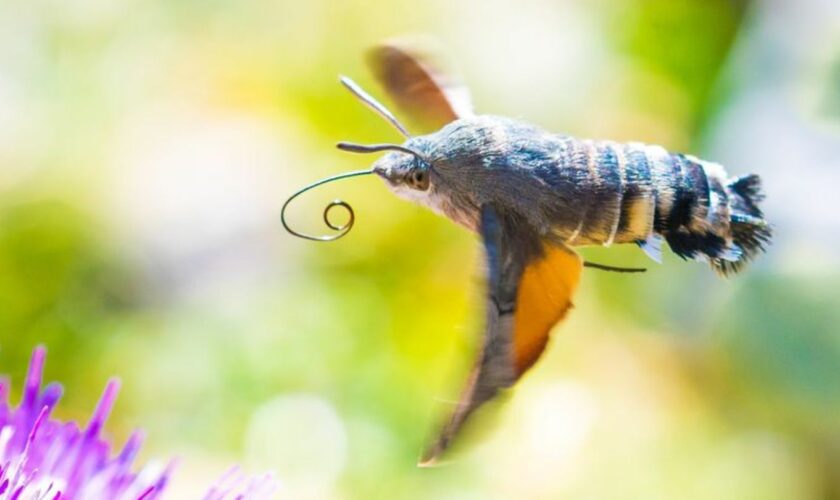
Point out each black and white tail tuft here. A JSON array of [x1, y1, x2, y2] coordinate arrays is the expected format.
[[712, 174, 772, 276]]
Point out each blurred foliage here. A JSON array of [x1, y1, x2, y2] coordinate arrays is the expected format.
[[605, 0, 751, 132], [0, 191, 138, 414], [0, 0, 838, 498]]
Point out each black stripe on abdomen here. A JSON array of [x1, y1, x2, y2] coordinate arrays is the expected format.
[[663, 154, 695, 233], [660, 154, 723, 260], [683, 155, 711, 227], [616, 145, 654, 240]]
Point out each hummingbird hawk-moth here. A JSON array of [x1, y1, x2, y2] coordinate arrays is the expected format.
[[282, 39, 772, 465]]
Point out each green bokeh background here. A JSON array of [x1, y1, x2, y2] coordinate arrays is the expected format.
[[1, 0, 839, 498]]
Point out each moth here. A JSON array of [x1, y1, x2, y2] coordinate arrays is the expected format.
[[282, 39, 772, 465]]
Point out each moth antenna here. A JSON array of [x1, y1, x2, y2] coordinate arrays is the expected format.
[[340, 76, 412, 138], [583, 261, 647, 273], [336, 141, 425, 161], [281, 169, 375, 242]]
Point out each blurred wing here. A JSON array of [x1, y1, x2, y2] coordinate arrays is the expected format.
[[419, 206, 583, 466], [367, 38, 473, 132]]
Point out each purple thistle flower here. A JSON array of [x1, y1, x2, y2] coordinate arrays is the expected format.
[[0, 347, 277, 500], [0, 346, 169, 499], [203, 467, 277, 500]]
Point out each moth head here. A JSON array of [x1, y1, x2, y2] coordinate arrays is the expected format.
[[337, 142, 431, 192], [375, 154, 431, 191], [335, 75, 436, 193], [281, 76, 453, 242]]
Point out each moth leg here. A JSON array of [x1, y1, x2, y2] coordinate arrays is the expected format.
[[583, 261, 647, 273]]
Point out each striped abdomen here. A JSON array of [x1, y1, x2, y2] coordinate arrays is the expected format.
[[559, 138, 770, 275]]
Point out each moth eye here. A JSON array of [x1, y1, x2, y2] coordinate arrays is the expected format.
[[408, 169, 428, 191]]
